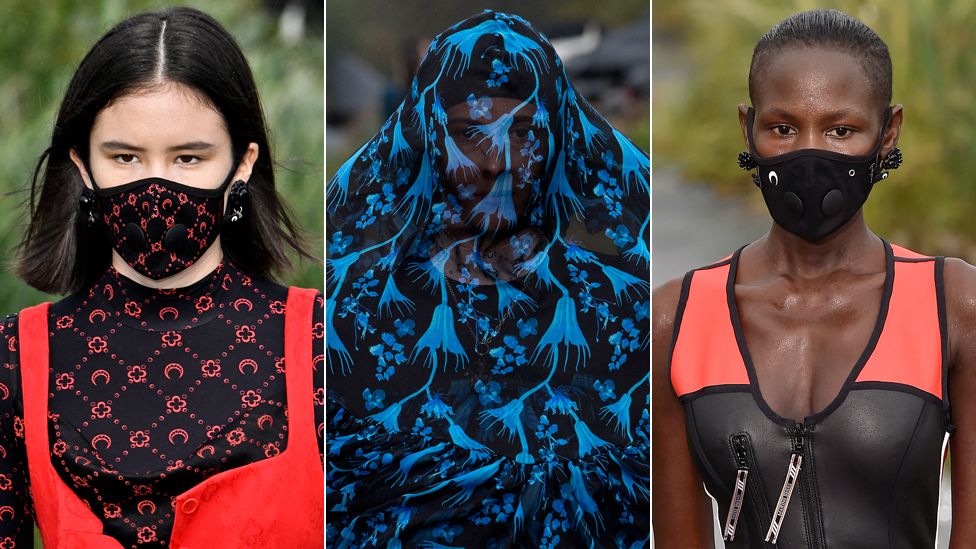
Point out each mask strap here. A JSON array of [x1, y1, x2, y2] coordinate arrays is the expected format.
[[871, 106, 894, 159], [76, 151, 102, 192], [745, 107, 758, 157], [220, 150, 249, 192]]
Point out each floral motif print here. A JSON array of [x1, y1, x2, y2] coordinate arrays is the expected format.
[[327, 10, 648, 548]]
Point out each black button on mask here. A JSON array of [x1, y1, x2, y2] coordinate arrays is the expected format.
[[745, 107, 892, 242]]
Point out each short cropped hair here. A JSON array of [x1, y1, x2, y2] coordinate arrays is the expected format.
[[749, 9, 892, 110]]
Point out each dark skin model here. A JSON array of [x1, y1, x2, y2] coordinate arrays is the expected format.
[[653, 46, 976, 547]]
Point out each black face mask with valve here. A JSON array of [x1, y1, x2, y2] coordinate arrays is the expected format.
[[87, 166, 236, 280], [742, 107, 893, 242]]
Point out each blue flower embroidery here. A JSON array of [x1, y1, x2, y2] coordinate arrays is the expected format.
[[467, 93, 493, 120]]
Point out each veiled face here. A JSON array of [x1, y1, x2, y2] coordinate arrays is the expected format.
[[440, 97, 549, 233]]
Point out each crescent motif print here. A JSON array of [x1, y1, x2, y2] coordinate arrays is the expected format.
[[91, 370, 111, 385], [137, 500, 156, 516], [164, 363, 184, 380], [238, 359, 258, 375], [168, 428, 189, 445], [92, 434, 113, 451]]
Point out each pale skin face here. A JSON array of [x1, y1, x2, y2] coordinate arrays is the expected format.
[[69, 81, 259, 289]]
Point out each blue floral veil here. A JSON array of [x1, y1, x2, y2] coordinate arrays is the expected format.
[[326, 10, 649, 546]]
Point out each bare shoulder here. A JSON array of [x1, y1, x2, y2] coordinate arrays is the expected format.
[[942, 257, 976, 330], [652, 275, 686, 390], [941, 257, 976, 370], [943, 257, 976, 314], [652, 276, 685, 347]]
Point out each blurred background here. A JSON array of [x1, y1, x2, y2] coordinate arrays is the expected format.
[[0, 0, 323, 319], [653, 1, 964, 545], [325, 0, 650, 187], [654, 0, 976, 285]]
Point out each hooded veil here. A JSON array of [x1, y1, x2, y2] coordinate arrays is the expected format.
[[326, 10, 649, 546]]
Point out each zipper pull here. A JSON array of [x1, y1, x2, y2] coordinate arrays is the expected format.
[[765, 424, 805, 543], [723, 434, 751, 541]]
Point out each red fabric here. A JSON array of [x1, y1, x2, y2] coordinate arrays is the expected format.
[[890, 244, 928, 259], [855, 260, 943, 398], [670, 263, 749, 397], [20, 287, 323, 548]]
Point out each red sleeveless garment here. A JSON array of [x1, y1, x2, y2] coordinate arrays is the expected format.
[[19, 286, 323, 549]]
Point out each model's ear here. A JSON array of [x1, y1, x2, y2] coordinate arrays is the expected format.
[[738, 103, 753, 151], [232, 143, 260, 183], [880, 104, 903, 159], [69, 149, 94, 190]]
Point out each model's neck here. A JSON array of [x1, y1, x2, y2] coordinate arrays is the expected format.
[[758, 212, 880, 279]]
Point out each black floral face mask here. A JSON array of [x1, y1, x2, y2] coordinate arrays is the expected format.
[[91, 171, 233, 280]]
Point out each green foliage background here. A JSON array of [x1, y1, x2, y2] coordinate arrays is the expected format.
[[654, 0, 976, 257], [0, 0, 324, 324]]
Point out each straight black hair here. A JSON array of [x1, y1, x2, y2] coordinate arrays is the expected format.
[[749, 9, 893, 110], [19, 6, 312, 294]]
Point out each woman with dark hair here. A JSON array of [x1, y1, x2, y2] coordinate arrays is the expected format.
[[0, 7, 323, 547], [654, 9, 976, 546], [326, 10, 649, 547]]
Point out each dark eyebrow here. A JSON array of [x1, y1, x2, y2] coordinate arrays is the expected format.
[[98, 141, 216, 153], [759, 107, 869, 124], [167, 141, 216, 152], [99, 141, 146, 152]]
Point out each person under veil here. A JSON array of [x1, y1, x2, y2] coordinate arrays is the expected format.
[[326, 10, 649, 547]]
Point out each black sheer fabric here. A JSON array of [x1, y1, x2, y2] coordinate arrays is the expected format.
[[326, 10, 649, 547]]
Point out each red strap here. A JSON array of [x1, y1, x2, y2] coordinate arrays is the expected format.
[[671, 264, 749, 397], [19, 303, 57, 547], [890, 244, 930, 260], [20, 303, 118, 546], [855, 260, 942, 397], [284, 287, 318, 444]]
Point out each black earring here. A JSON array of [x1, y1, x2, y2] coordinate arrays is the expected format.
[[737, 151, 757, 171], [223, 180, 250, 224], [880, 147, 903, 171], [79, 187, 97, 227]]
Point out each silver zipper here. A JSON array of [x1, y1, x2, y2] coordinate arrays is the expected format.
[[765, 426, 805, 543], [724, 434, 751, 541]]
